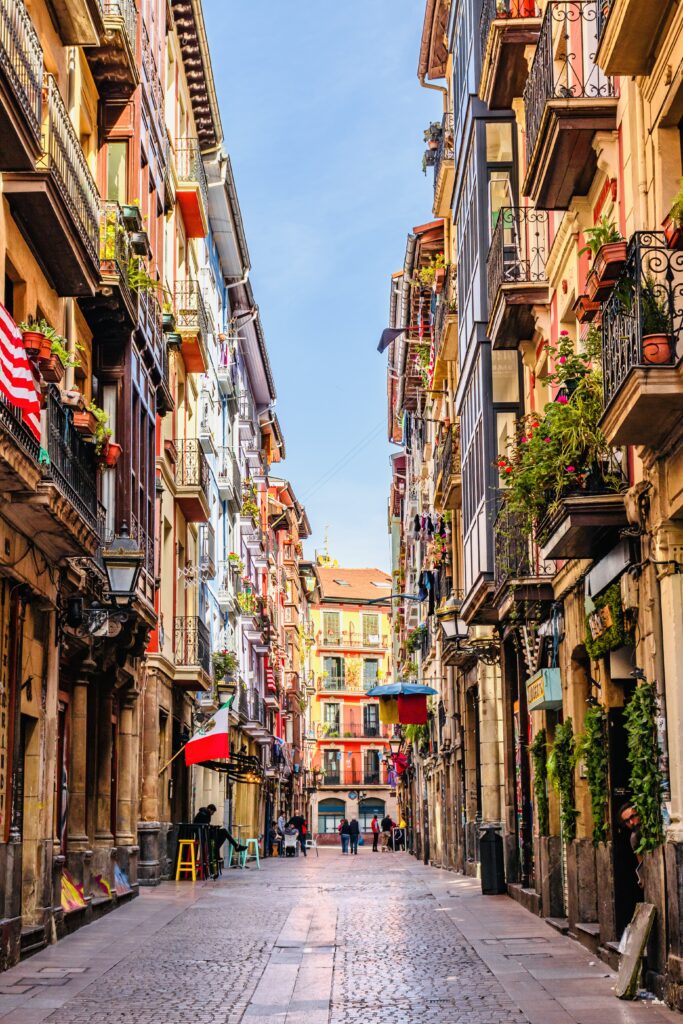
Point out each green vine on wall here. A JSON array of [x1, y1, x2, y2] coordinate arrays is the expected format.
[[547, 718, 579, 843], [623, 680, 665, 854], [584, 583, 633, 660], [577, 704, 609, 845], [529, 729, 549, 837]]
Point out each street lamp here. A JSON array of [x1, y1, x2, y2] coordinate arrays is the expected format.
[[389, 736, 402, 756], [216, 675, 237, 704], [436, 593, 500, 665], [101, 523, 144, 605]]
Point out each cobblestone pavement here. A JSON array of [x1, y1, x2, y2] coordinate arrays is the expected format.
[[0, 849, 680, 1024]]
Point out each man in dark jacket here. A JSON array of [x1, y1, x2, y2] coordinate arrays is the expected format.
[[287, 810, 308, 857], [194, 804, 247, 855], [348, 817, 360, 855]]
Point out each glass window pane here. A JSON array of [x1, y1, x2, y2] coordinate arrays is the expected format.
[[489, 172, 511, 233], [492, 351, 519, 403], [106, 141, 128, 203], [486, 122, 513, 162]]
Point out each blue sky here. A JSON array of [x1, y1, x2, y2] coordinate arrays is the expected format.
[[203, 2, 438, 570]]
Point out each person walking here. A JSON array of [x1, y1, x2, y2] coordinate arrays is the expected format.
[[287, 810, 308, 857], [371, 814, 380, 852], [380, 812, 393, 853], [276, 811, 286, 856], [338, 818, 350, 854], [348, 817, 360, 855]]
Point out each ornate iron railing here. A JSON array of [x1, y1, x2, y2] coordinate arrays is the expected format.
[[494, 500, 555, 591], [174, 615, 211, 675], [596, 0, 613, 41], [104, 0, 136, 62], [138, 287, 163, 365], [175, 136, 208, 213], [44, 386, 98, 533], [487, 206, 549, 312], [41, 76, 100, 265], [140, 19, 164, 143], [523, 1, 614, 165], [174, 437, 209, 494], [318, 630, 387, 650], [602, 231, 683, 410], [174, 279, 209, 337], [245, 687, 266, 726], [480, 0, 540, 61], [99, 200, 135, 307], [433, 111, 454, 189], [436, 423, 461, 495], [0, 392, 40, 463], [0, 0, 43, 144]]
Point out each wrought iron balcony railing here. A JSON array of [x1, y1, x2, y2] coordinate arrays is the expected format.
[[99, 200, 134, 304], [487, 206, 550, 312], [435, 423, 461, 491], [596, 0, 613, 41], [0, 0, 43, 145], [317, 720, 391, 740], [141, 19, 163, 141], [0, 392, 40, 464], [602, 231, 683, 410], [433, 111, 454, 189], [174, 615, 211, 676], [245, 687, 266, 726], [494, 501, 555, 592], [174, 438, 209, 494], [41, 75, 100, 265], [175, 136, 208, 212], [138, 287, 163, 365], [318, 629, 387, 650], [174, 279, 209, 337], [104, 0, 136, 62], [523, 1, 614, 166], [44, 386, 98, 534], [480, 0, 540, 61]]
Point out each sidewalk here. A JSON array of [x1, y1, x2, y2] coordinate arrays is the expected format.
[[0, 850, 677, 1023]]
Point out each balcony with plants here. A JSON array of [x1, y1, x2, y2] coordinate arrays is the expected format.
[[0, 0, 43, 172], [493, 502, 555, 620], [433, 424, 461, 511], [3, 75, 100, 295], [432, 112, 454, 219], [497, 330, 626, 560], [595, 0, 674, 77], [522, 0, 616, 210], [432, 266, 458, 366], [80, 200, 138, 339], [84, 0, 138, 97], [487, 206, 550, 349], [479, 0, 542, 110], [600, 230, 683, 450]]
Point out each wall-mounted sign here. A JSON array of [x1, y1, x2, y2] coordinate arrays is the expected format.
[[526, 667, 563, 712]]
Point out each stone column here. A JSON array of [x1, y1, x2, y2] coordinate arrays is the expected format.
[[66, 657, 95, 891], [660, 569, 683, 840], [91, 685, 114, 892], [116, 693, 138, 845], [138, 670, 162, 885]]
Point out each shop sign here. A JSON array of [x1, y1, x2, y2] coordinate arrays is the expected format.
[[526, 667, 562, 712], [588, 603, 613, 641]]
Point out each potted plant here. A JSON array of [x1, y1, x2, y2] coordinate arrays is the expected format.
[[98, 440, 122, 468], [60, 388, 85, 409], [162, 302, 176, 333], [121, 201, 142, 231], [579, 216, 626, 301], [18, 318, 47, 357], [127, 257, 158, 295], [73, 406, 98, 436], [423, 122, 442, 150], [212, 649, 238, 679], [129, 230, 150, 257], [663, 179, 683, 250], [640, 276, 674, 365], [573, 294, 601, 324], [39, 336, 81, 384]]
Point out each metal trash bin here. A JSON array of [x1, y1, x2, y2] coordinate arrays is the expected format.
[[479, 824, 506, 895]]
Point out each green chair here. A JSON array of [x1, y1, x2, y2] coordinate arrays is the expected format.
[[241, 837, 260, 869]]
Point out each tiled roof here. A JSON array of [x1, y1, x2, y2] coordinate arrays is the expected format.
[[316, 567, 392, 604]]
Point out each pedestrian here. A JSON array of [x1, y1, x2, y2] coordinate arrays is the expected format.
[[371, 814, 380, 852], [276, 810, 286, 856], [338, 818, 350, 854], [287, 810, 308, 857], [380, 812, 393, 853], [619, 800, 644, 888], [193, 804, 247, 856], [348, 817, 360, 855], [268, 820, 281, 857]]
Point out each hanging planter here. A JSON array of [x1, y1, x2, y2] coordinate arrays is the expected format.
[[38, 353, 65, 384], [72, 409, 97, 436], [586, 266, 616, 303], [21, 330, 46, 357], [129, 230, 150, 257], [162, 311, 176, 333], [121, 204, 142, 231], [592, 240, 628, 285], [573, 294, 601, 324], [60, 388, 85, 409], [98, 440, 122, 468]]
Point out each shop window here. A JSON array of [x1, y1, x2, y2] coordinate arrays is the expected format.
[[359, 799, 385, 831], [318, 797, 344, 833]]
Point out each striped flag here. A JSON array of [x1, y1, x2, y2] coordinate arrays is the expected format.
[[0, 304, 41, 441]]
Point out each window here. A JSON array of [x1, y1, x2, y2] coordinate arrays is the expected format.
[[363, 659, 379, 691], [318, 797, 344, 833], [364, 749, 381, 785], [322, 611, 340, 643], [333, 579, 351, 586], [323, 703, 340, 737], [359, 799, 385, 831], [323, 749, 341, 783], [363, 703, 379, 737], [106, 141, 128, 203], [362, 613, 380, 646], [322, 656, 344, 690]]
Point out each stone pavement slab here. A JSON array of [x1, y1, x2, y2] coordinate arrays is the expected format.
[[0, 849, 679, 1023]]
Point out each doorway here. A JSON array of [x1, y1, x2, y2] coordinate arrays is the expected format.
[[608, 702, 642, 936]]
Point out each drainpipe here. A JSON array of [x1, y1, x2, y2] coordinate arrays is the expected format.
[[224, 268, 250, 292], [419, 74, 448, 106], [635, 84, 648, 230]]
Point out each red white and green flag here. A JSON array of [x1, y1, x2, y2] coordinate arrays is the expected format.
[[184, 700, 232, 766]]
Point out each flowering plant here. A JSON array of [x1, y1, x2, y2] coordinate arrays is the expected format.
[[497, 329, 620, 534]]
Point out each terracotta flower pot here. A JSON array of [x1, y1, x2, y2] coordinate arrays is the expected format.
[[72, 410, 97, 436], [60, 389, 84, 409], [22, 331, 46, 357], [593, 240, 627, 284], [573, 294, 601, 324], [99, 441, 122, 467], [427, 139, 439, 150], [38, 353, 65, 384], [642, 333, 673, 365], [663, 215, 683, 251], [586, 267, 617, 303]]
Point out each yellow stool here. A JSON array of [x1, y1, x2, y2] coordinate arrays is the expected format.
[[175, 838, 198, 880]]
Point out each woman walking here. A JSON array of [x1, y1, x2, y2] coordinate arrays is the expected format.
[[348, 817, 360, 855], [338, 818, 350, 854]]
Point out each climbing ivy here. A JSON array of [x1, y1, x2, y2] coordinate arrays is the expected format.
[[577, 704, 609, 846], [623, 681, 665, 854], [547, 718, 579, 843], [584, 583, 633, 660], [529, 729, 549, 837]]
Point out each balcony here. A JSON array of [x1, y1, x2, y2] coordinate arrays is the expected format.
[[173, 615, 211, 690], [487, 207, 550, 349], [175, 137, 208, 238], [601, 231, 683, 450], [140, 20, 163, 140], [432, 112, 454, 219], [596, 0, 675, 76], [0, 0, 43, 171], [243, 688, 270, 740], [433, 268, 458, 366], [480, 0, 542, 110], [536, 462, 627, 559], [238, 390, 258, 439], [174, 280, 210, 373], [215, 564, 233, 612], [493, 504, 554, 620], [48, 0, 103, 45], [84, 0, 138, 98], [318, 768, 389, 788], [216, 446, 241, 508], [522, 1, 616, 210], [173, 438, 210, 522], [318, 630, 388, 652], [216, 341, 239, 406], [316, 719, 391, 741], [433, 424, 462, 511], [199, 521, 216, 579], [199, 390, 217, 455], [4, 75, 100, 295], [80, 200, 137, 339]]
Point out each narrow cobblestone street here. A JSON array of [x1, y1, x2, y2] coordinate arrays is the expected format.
[[0, 850, 678, 1024]]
